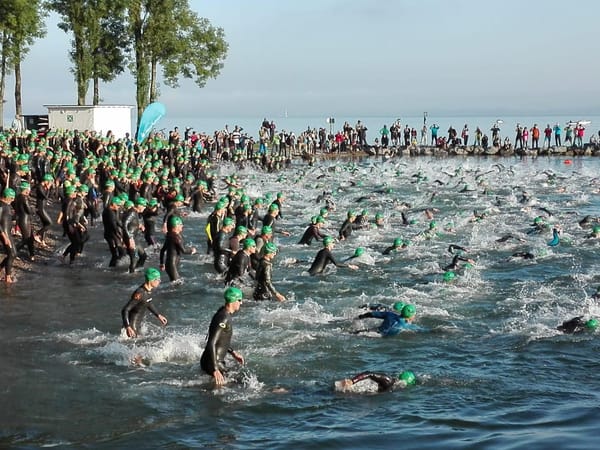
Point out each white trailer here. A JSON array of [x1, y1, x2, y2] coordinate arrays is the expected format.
[[44, 105, 133, 139]]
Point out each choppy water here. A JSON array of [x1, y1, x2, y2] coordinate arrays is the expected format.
[[2, 155, 600, 449]]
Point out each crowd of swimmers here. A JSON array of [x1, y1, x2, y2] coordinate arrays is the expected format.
[[1, 121, 599, 392]]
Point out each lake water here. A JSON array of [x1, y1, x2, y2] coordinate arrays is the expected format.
[[2, 154, 600, 449]]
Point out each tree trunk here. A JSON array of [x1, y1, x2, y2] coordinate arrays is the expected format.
[[149, 58, 158, 103], [14, 59, 22, 117], [93, 76, 99, 105], [74, 32, 87, 105], [130, 1, 149, 132], [0, 33, 7, 130]]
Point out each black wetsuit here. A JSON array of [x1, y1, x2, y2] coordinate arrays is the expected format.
[[443, 254, 471, 271], [298, 224, 324, 245], [350, 372, 396, 392], [339, 218, 357, 240], [557, 316, 587, 334], [15, 192, 34, 257], [121, 284, 161, 334], [206, 210, 223, 254], [102, 206, 124, 267], [200, 306, 236, 376], [253, 257, 281, 300], [142, 206, 159, 246], [63, 196, 88, 263], [0, 200, 16, 277], [159, 230, 194, 281], [212, 230, 233, 274], [225, 250, 254, 285], [34, 183, 52, 241], [123, 208, 146, 273], [308, 248, 341, 276]]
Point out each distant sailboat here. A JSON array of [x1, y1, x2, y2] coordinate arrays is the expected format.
[[284, 108, 288, 119]]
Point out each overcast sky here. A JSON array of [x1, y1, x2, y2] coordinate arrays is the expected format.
[[3, 0, 600, 124]]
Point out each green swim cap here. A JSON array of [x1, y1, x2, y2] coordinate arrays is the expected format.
[[261, 225, 273, 235], [392, 301, 405, 312], [64, 186, 76, 196], [269, 203, 279, 212], [347, 210, 356, 218], [20, 181, 31, 190], [224, 286, 243, 303], [42, 174, 54, 182], [3, 188, 15, 198], [592, 226, 600, 234], [174, 194, 184, 202], [375, 213, 384, 220], [277, 192, 284, 199], [148, 198, 158, 207], [354, 247, 365, 257], [242, 238, 256, 249], [235, 225, 248, 235], [361, 209, 368, 216], [316, 215, 325, 224], [223, 217, 234, 226], [323, 236, 334, 246], [320, 207, 328, 216], [264, 242, 278, 254], [398, 370, 416, 386], [169, 215, 183, 227], [254, 197, 264, 205], [585, 318, 598, 330], [136, 197, 148, 207], [443, 271, 456, 282], [401, 304, 416, 318], [124, 200, 134, 209], [105, 180, 115, 187], [111, 196, 124, 206], [393, 237, 403, 247], [429, 220, 437, 229], [145, 267, 161, 282]]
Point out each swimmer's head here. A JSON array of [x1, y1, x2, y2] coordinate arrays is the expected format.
[[223, 217, 234, 227], [443, 271, 456, 282], [533, 216, 544, 225], [398, 370, 416, 386], [375, 212, 384, 220], [124, 200, 134, 209], [2, 187, 15, 199], [269, 203, 279, 213], [393, 237, 403, 247], [242, 238, 256, 249], [429, 220, 437, 229], [136, 197, 148, 207], [401, 304, 416, 319], [585, 318, 598, 330], [310, 215, 318, 224], [316, 215, 325, 224], [224, 286, 243, 303], [347, 210, 356, 218], [174, 194, 184, 202], [144, 267, 161, 282], [263, 242, 278, 254], [261, 225, 273, 235], [354, 247, 365, 257], [392, 301, 405, 313], [592, 226, 600, 235], [235, 225, 248, 236], [320, 207, 328, 216], [361, 209, 368, 216], [323, 236, 334, 246], [148, 198, 158, 208], [169, 215, 183, 227], [43, 174, 54, 182]]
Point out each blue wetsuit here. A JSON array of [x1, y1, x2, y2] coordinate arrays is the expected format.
[[358, 311, 422, 336]]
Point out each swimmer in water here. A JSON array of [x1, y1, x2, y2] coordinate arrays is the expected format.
[[200, 287, 245, 387], [0, 188, 16, 283], [253, 242, 286, 301], [298, 215, 326, 245], [382, 237, 409, 255], [308, 236, 358, 275], [557, 316, 598, 334], [355, 304, 422, 337], [121, 268, 167, 338], [337, 370, 416, 393]]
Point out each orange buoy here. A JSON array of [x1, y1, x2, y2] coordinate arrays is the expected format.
[[564, 159, 572, 165]]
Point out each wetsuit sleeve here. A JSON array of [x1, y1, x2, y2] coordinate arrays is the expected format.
[[159, 239, 167, 265], [175, 234, 194, 255], [146, 301, 160, 318], [205, 312, 227, 371], [350, 372, 395, 391], [263, 261, 280, 297]]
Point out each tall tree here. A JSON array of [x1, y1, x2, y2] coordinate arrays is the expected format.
[[127, 0, 228, 127], [0, 0, 47, 123], [47, 0, 128, 105]]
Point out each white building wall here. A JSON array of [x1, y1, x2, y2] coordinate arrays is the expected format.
[[45, 105, 133, 139]]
